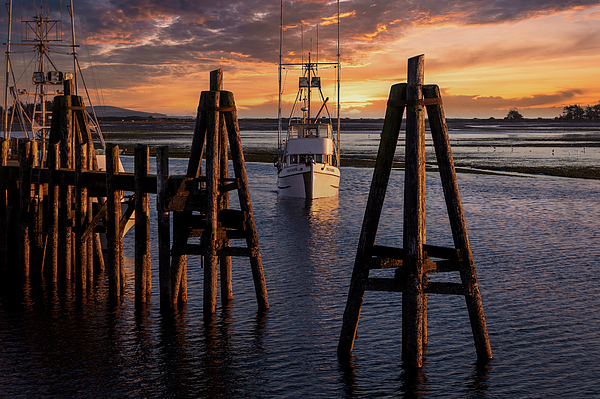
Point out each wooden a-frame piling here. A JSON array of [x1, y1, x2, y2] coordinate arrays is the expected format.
[[338, 55, 492, 368], [157, 68, 269, 314]]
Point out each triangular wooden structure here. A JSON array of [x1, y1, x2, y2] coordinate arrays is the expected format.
[[338, 55, 492, 368], [157, 69, 269, 315]]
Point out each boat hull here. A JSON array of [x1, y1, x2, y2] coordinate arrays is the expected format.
[[278, 163, 340, 199]]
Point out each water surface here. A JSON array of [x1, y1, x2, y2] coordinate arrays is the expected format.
[[1, 157, 599, 397]]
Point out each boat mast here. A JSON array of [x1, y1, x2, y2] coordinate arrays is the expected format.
[[307, 52, 311, 123], [3, 0, 13, 139], [278, 0, 283, 166], [68, 0, 78, 94], [336, 0, 340, 167]]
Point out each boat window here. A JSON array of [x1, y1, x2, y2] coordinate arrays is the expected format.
[[288, 126, 300, 139], [315, 154, 323, 163], [291, 155, 298, 164]]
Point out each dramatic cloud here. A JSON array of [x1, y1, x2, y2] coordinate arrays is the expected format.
[[2, 0, 600, 116]]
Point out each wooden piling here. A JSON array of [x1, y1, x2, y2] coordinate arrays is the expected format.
[[338, 55, 491, 367], [424, 84, 492, 361], [86, 143, 95, 285], [135, 145, 151, 303], [106, 144, 122, 297], [221, 90, 269, 311], [156, 146, 172, 306], [47, 143, 59, 283], [402, 55, 426, 368], [55, 95, 74, 282], [211, 69, 233, 304], [337, 83, 407, 356], [75, 142, 88, 292], [0, 138, 8, 271], [19, 140, 34, 277], [204, 88, 220, 315]]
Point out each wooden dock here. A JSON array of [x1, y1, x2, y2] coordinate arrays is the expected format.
[[0, 70, 269, 314]]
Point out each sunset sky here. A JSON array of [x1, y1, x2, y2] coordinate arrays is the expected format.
[[3, 0, 600, 119]]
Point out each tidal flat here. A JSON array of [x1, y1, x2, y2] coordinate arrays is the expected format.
[[98, 118, 600, 179]]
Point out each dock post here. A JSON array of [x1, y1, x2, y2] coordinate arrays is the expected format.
[[18, 140, 34, 277], [203, 88, 220, 315], [402, 55, 426, 368], [135, 145, 151, 304], [0, 139, 8, 272], [47, 143, 59, 283], [212, 69, 233, 304], [156, 146, 172, 306], [106, 144, 122, 297], [75, 142, 88, 293], [56, 96, 74, 282]]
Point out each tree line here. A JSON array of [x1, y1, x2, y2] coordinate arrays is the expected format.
[[558, 102, 600, 121]]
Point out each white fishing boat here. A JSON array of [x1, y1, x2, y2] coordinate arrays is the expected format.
[[275, 0, 341, 199]]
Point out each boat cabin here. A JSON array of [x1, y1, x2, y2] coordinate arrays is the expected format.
[[284, 123, 334, 165]]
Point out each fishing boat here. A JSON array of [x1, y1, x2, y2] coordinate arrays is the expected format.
[[3, 0, 134, 242], [275, 0, 341, 199], [2, 0, 105, 152]]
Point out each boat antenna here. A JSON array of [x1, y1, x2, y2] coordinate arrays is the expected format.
[[3, 0, 14, 139], [68, 0, 78, 94], [301, 24, 304, 66]]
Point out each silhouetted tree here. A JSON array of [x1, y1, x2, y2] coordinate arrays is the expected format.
[[560, 104, 585, 120], [504, 110, 524, 120], [584, 103, 600, 120]]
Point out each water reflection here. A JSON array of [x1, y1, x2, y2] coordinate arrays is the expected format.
[[463, 360, 493, 399], [399, 366, 427, 398]]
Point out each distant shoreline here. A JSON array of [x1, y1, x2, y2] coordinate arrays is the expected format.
[[95, 118, 600, 180], [97, 117, 600, 132]]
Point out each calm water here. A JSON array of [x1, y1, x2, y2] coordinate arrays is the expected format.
[[1, 149, 600, 397]]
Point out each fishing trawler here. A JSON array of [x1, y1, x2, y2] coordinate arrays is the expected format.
[[3, 0, 134, 241], [275, 1, 341, 199], [3, 0, 105, 151]]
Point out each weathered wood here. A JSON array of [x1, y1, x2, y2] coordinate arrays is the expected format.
[[75, 143, 89, 292], [170, 210, 189, 305], [18, 140, 33, 277], [337, 83, 407, 357], [0, 139, 8, 271], [106, 145, 122, 297], [187, 93, 209, 179], [30, 141, 44, 274], [210, 68, 224, 91], [0, 165, 158, 194], [204, 89, 220, 315], [47, 143, 59, 283], [402, 54, 426, 368], [135, 145, 151, 304], [86, 143, 95, 286], [424, 84, 492, 361], [213, 69, 233, 304], [53, 96, 74, 282], [156, 146, 172, 306], [222, 90, 269, 311]]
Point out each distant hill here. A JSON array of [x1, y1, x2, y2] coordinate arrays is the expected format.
[[86, 106, 168, 118]]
